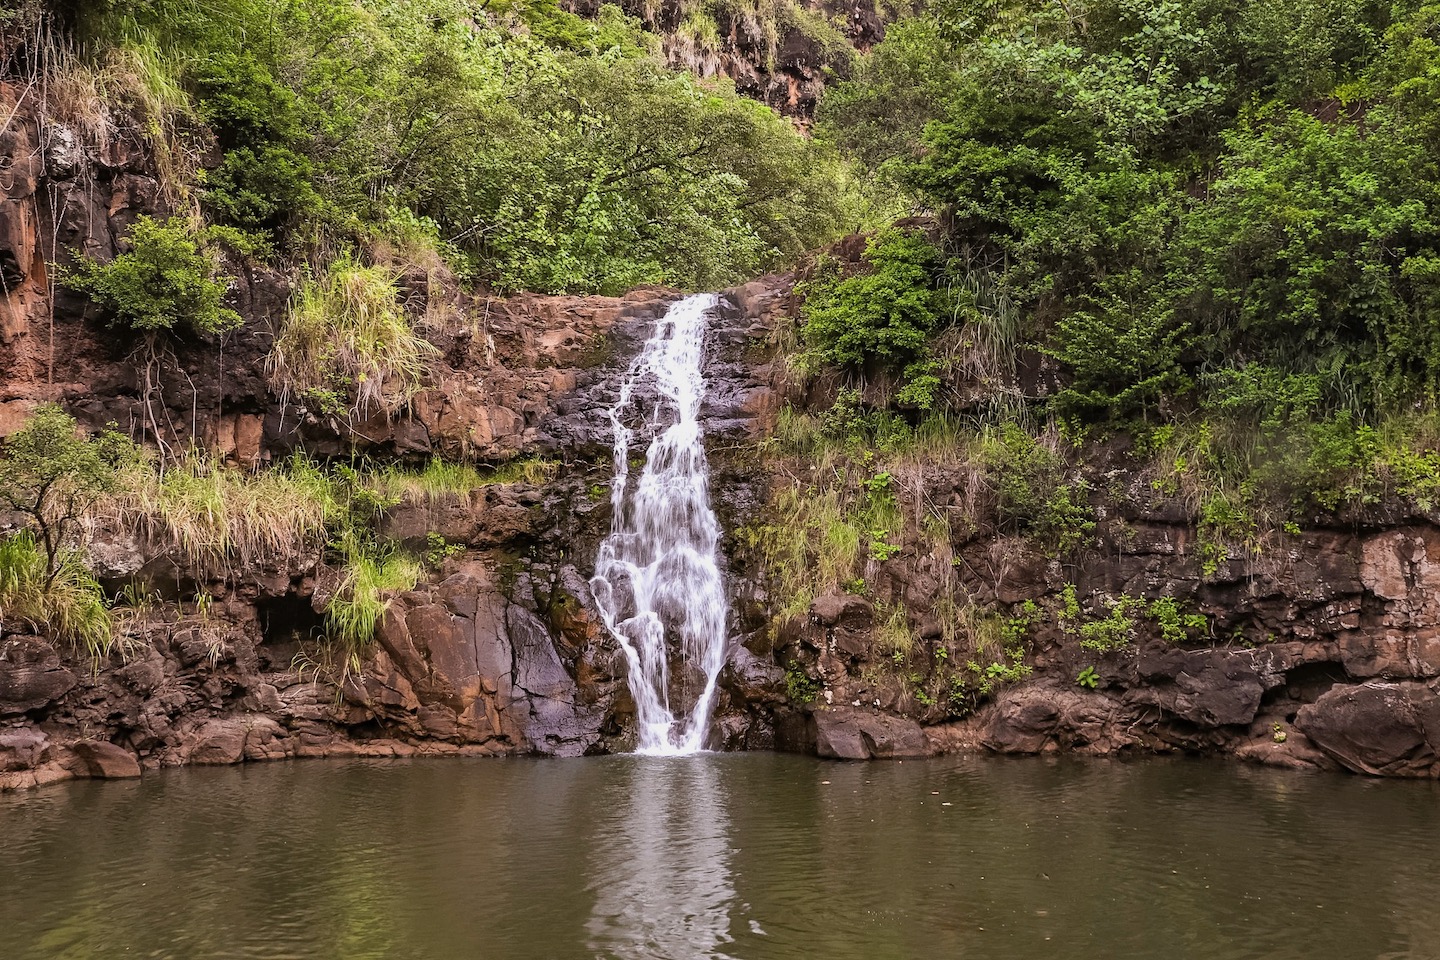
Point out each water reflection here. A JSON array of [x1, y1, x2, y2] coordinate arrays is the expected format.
[[4, 755, 1440, 960], [585, 757, 738, 959]]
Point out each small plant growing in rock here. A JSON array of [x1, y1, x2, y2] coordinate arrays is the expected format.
[[1076, 665, 1100, 689], [784, 663, 820, 704], [965, 650, 1032, 696], [868, 530, 901, 561], [424, 532, 462, 567], [1002, 600, 1043, 645], [1056, 584, 1082, 635], [1148, 597, 1208, 644], [912, 680, 936, 706], [1272, 723, 1288, 743], [1078, 596, 1142, 653]]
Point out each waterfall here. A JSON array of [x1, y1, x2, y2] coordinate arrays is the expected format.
[[590, 293, 729, 755]]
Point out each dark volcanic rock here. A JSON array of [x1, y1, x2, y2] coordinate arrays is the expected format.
[[811, 705, 928, 759], [1296, 681, 1440, 777], [0, 638, 78, 716], [981, 687, 1131, 755], [1133, 647, 1269, 727]]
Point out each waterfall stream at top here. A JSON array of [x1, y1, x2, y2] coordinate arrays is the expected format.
[[589, 293, 729, 755]]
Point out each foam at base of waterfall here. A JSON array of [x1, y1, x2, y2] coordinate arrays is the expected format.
[[590, 293, 729, 755]]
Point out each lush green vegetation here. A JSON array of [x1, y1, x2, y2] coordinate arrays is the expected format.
[[817, 0, 1440, 411], [0, 405, 135, 576], [0, 406, 133, 655], [29, 0, 858, 295], [66, 216, 246, 337], [801, 0, 1440, 553]]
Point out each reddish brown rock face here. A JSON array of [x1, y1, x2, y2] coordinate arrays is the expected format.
[[7, 81, 1440, 790]]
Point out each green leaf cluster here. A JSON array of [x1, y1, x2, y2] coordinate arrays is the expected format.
[[67, 216, 242, 337], [72, 0, 858, 293], [799, 229, 953, 405]]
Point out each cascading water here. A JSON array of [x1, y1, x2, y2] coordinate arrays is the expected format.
[[590, 293, 729, 756]]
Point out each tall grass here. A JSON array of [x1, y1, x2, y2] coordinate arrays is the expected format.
[[366, 457, 560, 502], [105, 452, 338, 569], [269, 255, 440, 420], [0, 532, 114, 658], [325, 537, 422, 655]]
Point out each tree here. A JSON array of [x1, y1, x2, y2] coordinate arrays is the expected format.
[[0, 405, 134, 580]]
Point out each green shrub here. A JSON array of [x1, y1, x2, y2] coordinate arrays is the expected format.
[[192, 50, 304, 147], [67, 216, 242, 337], [1078, 596, 1142, 654], [1147, 597, 1208, 645], [981, 424, 1095, 555], [784, 663, 820, 704], [0, 531, 114, 658], [800, 229, 951, 401], [0, 404, 134, 575], [202, 145, 320, 235]]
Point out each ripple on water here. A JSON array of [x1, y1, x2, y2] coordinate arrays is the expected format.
[[3, 754, 1440, 960]]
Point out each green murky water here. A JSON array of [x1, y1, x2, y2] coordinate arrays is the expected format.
[[2, 753, 1438, 959]]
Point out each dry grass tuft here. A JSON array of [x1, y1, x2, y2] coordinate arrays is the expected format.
[[269, 255, 440, 421], [101, 452, 337, 571]]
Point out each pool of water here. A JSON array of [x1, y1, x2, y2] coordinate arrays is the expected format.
[[2, 753, 1438, 959]]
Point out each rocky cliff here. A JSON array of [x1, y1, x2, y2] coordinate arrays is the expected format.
[[4, 75, 1440, 792], [565, 0, 886, 120], [0, 79, 787, 790]]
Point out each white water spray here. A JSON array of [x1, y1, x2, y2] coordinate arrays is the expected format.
[[590, 293, 729, 755]]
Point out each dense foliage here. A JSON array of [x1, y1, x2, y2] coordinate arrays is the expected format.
[[799, 229, 953, 405], [818, 0, 1440, 423], [67, 216, 243, 337], [54, 0, 856, 294]]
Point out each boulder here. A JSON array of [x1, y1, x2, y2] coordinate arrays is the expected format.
[[1135, 647, 1268, 727], [69, 740, 142, 779], [721, 645, 785, 706], [812, 706, 928, 760], [0, 728, 49, 771], [1295, 681, 1440, 777], [183, 718, 249, 765], [983, 689, 1063, 754], [982, 687, 1132, 755], [809, 593, 872, 629]]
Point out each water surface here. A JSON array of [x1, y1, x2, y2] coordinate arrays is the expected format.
[[2, 753, 1437, 960]]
